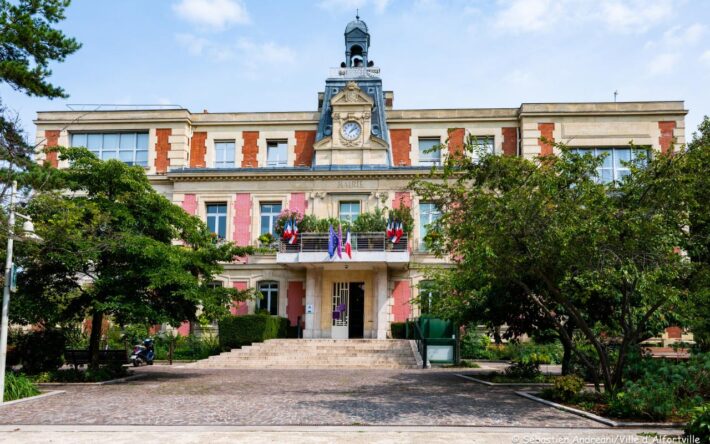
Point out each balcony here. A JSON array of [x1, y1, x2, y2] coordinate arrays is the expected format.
[[328, 67, 381, 79], [277, 232, 409, 265]]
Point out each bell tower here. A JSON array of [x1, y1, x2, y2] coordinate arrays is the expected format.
[[344, 13, 370, 68], [315, 16, 391, 168]]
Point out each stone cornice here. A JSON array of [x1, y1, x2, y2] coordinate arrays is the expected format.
[[163, 168, 438, 182]]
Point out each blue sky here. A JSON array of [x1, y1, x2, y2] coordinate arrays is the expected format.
[[2, 0, 709, 140]]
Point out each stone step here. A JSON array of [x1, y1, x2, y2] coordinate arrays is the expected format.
[[196, 364, 419, 369]]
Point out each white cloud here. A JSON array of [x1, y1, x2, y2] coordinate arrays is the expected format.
[[173, 0, 249, 30], [175, 33, 210, 55], [700, 50, 710, 65], [318, 0, 391, 14], [492, 0, 677, 34], [648, 52, 680, 75], [237, 39, 296, 67], [662, 23, 705, 46]]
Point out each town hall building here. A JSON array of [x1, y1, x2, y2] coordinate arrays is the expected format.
[[34, 18, 687, 340]]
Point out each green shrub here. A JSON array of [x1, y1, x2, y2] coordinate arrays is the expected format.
[[4, 372, 40, 401], [505, 352, 551, 379], [32, 363, 128, 383], [607, 353, 710, 421], [549, 375, 585, 402], [219, 314, 289, 349], [154, 333, 223, 361], [685, 403, 710, 442], [460, 329, 491, 359], [14, 329, 66, 374]]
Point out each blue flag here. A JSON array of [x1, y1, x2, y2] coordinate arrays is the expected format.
[[328, 225, 336, 258]]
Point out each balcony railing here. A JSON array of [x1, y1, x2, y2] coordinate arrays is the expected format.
[[328, 67, 381, 79], [279, 232, 407, 253]]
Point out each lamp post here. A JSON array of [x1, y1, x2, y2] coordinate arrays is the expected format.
[[0, 180, 41, 403]]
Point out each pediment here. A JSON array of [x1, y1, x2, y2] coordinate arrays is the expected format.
[[331, 82, 374, 107]]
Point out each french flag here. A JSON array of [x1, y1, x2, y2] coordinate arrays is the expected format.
[[289, 218, 298, 244], [392, 221, 404, 244], [283, 220, 292, 240], [386, 220, 393, 238], [344, 229, 352, 259]]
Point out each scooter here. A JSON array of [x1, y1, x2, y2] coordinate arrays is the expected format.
[[130, 338, 155, 367]]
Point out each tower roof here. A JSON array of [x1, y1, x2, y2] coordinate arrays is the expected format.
[[345, 17, 368, 34]]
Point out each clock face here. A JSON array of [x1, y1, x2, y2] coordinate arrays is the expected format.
[[341, 121, 362, 141]]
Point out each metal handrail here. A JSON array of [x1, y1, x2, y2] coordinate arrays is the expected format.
[[279, 232, 408, 253], [406, 318, 428, 369]]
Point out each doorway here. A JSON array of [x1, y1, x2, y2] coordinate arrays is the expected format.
[[348, 282, 365, 338]]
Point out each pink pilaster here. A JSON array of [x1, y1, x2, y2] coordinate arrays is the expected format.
[[289, 192, 307, 214], [231, 281, 249, 315], [392, 280, 412, 322], [177, 321, 191, 336], [392, 192, 412, 209], [182, 194, 197, 215], [286, 281, 305, 326], [232, 194, 252, 247]]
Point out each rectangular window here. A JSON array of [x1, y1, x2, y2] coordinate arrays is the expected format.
[[419, 202, 441, 250], [71, 132, 149, 167], [418, 138, 441, 166], [339, 201, 361, 223], [206, 203, 228, 239], [214, 141, 235, 168], [266, 141, 288, 168], [472, 136, 494, 157], [572, 147, 646, 183], [260, 202, 282, 235], [258, 281, 279, 316]]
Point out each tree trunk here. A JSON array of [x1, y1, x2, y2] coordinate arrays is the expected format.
[[88, 311, 103, 370], [493, 326, 502, 345], [561, 339, 573, 375]]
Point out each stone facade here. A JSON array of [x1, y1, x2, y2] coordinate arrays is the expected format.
[[34, 19, 687, 339]]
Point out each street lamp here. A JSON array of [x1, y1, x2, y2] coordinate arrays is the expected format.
[[0, 180, 42, 403]]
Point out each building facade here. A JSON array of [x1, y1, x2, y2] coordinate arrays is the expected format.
[[34, 18, 687, 339]]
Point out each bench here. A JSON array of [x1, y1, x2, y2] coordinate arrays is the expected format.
[[65, 349, 129, 368]]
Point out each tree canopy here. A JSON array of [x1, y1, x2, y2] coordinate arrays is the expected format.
[[0, 0, 81, 98], [13, 148, 253, 367], [412, 129, 706, 393]]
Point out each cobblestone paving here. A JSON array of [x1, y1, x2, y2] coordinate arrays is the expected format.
[[0, 367, 602, 427]]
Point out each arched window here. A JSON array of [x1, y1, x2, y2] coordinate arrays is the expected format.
[[350, 45, 363, 67], [258, 281, 279, 316]]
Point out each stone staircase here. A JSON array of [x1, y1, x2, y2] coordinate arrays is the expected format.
[[191, 339, 421, 369]]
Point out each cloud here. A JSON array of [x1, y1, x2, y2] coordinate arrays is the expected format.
[[493, 0, 677, 34], [175, 34, 295, 71], [237, 39, 296, 66], [318, 0, 391, 14], [700, 50, 710, 65], [175, 33, 210, 55], [662, 23, 705, 46], [173, 0, 249, 30], [648, 52, 680, 75]]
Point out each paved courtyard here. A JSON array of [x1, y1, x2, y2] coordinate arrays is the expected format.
[[0, 367, 602, 427]]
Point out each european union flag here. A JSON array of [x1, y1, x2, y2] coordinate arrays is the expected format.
[[328, 225, 336, 258]]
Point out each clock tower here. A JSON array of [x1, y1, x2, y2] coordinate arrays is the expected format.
[[314, 16, 391, 168]]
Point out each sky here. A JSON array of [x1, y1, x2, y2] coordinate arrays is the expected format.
[[1, 0, 709, 141]]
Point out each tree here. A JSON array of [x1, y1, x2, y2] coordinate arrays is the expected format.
[[412, 135, 696, 393], [13, 148, 254, 368], [0, 0, 81, 98]]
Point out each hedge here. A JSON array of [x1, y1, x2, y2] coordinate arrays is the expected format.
[[219, 314, 289, 349]]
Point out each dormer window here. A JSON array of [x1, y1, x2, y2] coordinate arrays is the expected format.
[[266, 141, 288, 168]]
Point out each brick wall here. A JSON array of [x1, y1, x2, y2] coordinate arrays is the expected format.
[[155, 128, 172, 173], [659, 121, 676, 154], [231, 281, 249, 316], [502, 127, 517, 156], [44, 130, 60, 167], [242, 131, 259, 167], [189, 131, 207, 168], [448, 128, 465, 157], [392, 280, 412, 323], [294, 130, 315, 167], [286, 281, 305, 327], [390, 129, 411, 166], [538, 123, 555, 156]]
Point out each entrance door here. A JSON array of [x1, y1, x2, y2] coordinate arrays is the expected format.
[[348, 282, 365, 338], [332, 282, 349, 339]]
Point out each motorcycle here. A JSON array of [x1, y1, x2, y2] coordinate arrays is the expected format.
[[130, 338, 155, 367]]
